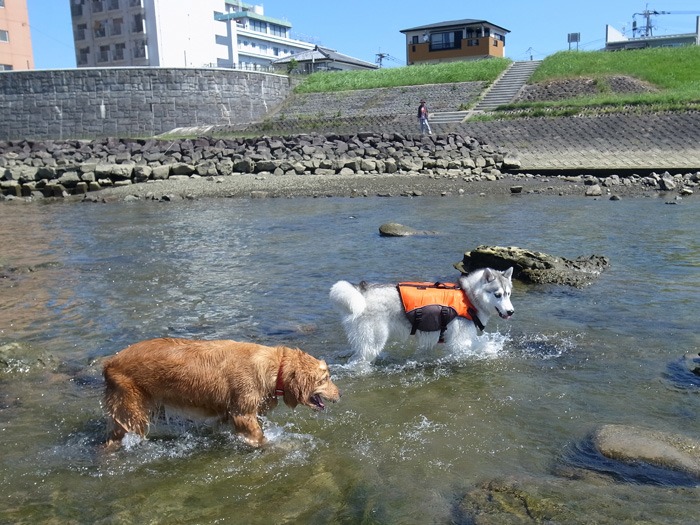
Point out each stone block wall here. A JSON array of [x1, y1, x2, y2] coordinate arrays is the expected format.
[[0, 68, 295, 141], [271, 81, 484, 120], [239, 81, 485, 137]]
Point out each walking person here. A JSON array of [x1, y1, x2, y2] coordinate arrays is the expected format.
[[417, 99, 432, 135]]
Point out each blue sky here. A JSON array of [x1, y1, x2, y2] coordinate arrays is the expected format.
[[27, 0, 700, 69]]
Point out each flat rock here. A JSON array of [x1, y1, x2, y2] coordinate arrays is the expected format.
[[454, 245, 609, 287], [592, 424, 700, 480], [379, 222, 438, 237]]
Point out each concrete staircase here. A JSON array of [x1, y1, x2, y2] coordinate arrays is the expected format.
[[471, 60, 542, 112], [429, 110, 470, 125], [428, 60, 542, 126]]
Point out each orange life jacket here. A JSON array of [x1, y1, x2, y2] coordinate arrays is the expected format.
[[397, 282, 481, 341]]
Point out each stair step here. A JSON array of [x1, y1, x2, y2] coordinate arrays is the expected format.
[[471, 60, 541, 112]]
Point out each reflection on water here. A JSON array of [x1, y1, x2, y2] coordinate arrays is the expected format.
[[0, 195, 699, 523]]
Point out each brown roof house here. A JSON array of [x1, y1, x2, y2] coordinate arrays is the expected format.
[[271, 44, 378, 73], [400, 18, 509, 65]]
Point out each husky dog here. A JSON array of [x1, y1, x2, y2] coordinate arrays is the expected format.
[[330, 268, 514, 363]]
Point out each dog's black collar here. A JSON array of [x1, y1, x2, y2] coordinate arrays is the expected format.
[[468, 307, 485, 332]]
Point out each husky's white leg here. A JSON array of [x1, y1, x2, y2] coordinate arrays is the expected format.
[[416, 331, 441, 352], [345, 316, 388, 363], [443, 319, 478, 355]]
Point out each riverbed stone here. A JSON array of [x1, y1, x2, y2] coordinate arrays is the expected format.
[[592, 424, 700, 480], [454, 245, 609, 286], [379, 222, 438, 237], [585, 183, 603, 197]]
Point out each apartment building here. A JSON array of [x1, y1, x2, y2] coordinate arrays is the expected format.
[[0, 0, 35, 70], [70, 0, 313, 69], [215, 2, 313, 70]]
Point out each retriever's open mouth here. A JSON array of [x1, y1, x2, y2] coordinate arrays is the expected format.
[[309, 394, 326, 410]]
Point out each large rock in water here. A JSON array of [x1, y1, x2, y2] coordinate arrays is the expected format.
[[454, 245, 609, 287], [379, 222, 438, 237], [592, 424, 700, 481]]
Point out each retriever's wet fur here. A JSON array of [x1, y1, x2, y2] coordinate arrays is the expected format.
[[103, 338, 340, 448]]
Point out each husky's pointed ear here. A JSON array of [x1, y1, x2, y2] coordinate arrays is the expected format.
[[483, 268, 495, 282], [503, 267, 513, 280]]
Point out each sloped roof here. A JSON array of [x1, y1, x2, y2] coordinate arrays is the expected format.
[[400, 19, 510, 34], [271, 45, 378, 69]]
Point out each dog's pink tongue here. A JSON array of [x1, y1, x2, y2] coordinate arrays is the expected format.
[[311, 394, 325, 410]]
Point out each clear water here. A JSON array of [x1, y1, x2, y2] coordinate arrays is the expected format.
[[0, 194, 698, 524]]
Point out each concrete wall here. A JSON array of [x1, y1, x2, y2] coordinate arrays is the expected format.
[[0, 68, 294, 140]]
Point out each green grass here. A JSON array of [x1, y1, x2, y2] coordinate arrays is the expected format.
[[294, 58, 511, 93], [492, 46, 700, 118]]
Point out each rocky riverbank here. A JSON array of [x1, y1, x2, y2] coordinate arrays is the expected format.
[[1, 131, 699, 203]]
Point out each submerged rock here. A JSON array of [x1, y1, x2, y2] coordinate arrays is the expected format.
[[0, 342, 57, 374], [591, 424, 700, 481], [456, 478, 575, 524], [454, 245, 609, 287], [379, 222, 438, 237]]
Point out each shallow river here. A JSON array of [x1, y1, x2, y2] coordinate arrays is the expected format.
[[1, 193, 698, 524]]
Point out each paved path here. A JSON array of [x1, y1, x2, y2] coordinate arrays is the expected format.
[[461, 112, 700, 171]]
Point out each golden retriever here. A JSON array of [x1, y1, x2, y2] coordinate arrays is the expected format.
[[102, 337, 340, 448]]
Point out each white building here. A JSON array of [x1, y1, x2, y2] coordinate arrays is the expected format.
[[605, 16, 700, 51], [69, 0, 314, 69], [215, 2, 314, 70]]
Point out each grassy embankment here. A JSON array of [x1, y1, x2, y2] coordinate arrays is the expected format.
[[495, 46, 700, 118], [293, 46, 700, 118], [294, 58, 511, 93]]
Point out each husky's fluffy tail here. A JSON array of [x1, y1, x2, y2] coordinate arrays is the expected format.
[[329, 281, 366, 317]]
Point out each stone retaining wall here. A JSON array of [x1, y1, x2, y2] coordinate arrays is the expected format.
[[0, 68, 295, 141], [0, 133, 512, 199], [248, 82, 485, 136]]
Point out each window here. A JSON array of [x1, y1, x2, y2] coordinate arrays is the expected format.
[[411, 35, 418, 44], [430, 31, 461, 51], [0, 64, 13, 71], [76, 24, 87, 40], [94, 20, 106, 38], [106, 0, 119, 10], [250, 20, 266, 33], [114, 42, 126, 60], [112, 17, 123, 36], [0, 1, 5, 7], [467, 39, 479, 47], [78, 47, 90, 65], [133, 39, 146, 58], [0, 30, 8, 43], [132, 13, 143, 33], [98, 45, 110, 62], [269, 24, 286, 37], [92, 0, 104, 13]]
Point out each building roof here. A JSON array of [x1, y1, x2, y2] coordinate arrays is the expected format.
[[219, 1, 292, 28], [216, 11, 292, 28], [271, 45, 378, 69], [400, 19, 510, 34]]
